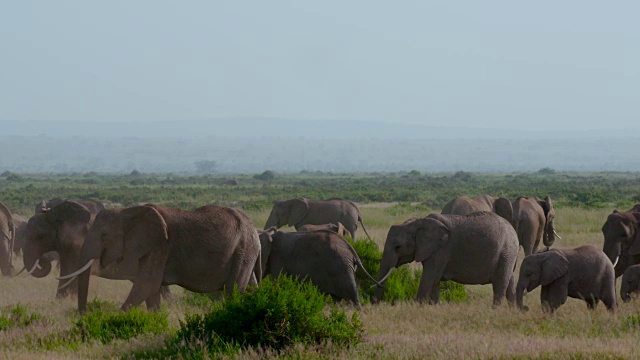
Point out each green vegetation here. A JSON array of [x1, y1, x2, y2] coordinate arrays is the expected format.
[[0, 304, 47, 330], [138, 276, 362, 358]]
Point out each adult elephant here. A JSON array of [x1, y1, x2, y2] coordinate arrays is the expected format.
[[59, 204, 260, 312], [512, 196, 559, 255], [258, 228, 380, 305], [0, 201, 16, 277], [296, 222, 353, 239], [264, 198, 371, 240], [11, 215, 28, 256], [516, 246, 616, 313], [373, 212, 518, 306], [601, 210, 640, 277], [441, 195, 513, 224], [35, 198, 105, 215]]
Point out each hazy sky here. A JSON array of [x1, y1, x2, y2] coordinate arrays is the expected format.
[[1, 1, 638, 130]]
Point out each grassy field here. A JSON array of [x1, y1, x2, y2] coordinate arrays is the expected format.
[[1, 173, 640, 359]]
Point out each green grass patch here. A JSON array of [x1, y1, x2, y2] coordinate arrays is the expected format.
[[0, 304, 47, 330]]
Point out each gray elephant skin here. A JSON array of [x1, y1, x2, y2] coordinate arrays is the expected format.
[[512, 196, 557, 255], [516, 245, 616, 312], [264, 198, 371, 239], [0, 201, 15, 277], [620, 264, 640, 302], [441, 195, 513, 224], [22, 201, 93, 298], [374, 211, 519, 306], [11, 215, 28, 256], [602, 210, 640, 277], [258, 229, 378, 305], [35, 198, 105, 215], [64, 204, 260, 312], [297, 222, 353, 239]]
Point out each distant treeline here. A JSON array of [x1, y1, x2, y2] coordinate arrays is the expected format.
[[1, 171, 638, 215]]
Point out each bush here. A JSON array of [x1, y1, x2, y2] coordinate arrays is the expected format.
[[143, 275, 362, 358], [254, 170, 277, 181], [0, 304, 47, 330]]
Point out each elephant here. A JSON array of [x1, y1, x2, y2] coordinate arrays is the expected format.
[[21, 201, 92, 298], [512, 196, 558, 255], [441, 195, 513, 224], [0, 201, 15, 277], [621, 264, 640, 303], [11, 215, 27, 256], [58, 204, 260, 312], [258, 228, 379, 305], [601, 210, 640, 277], [35, 198, 105, 215], [628, 204, 640, 212], [264, 198, 371, 240], [373, 211, 519, 306], [516, 245, 616, 313], [296, 222, 353, 239]]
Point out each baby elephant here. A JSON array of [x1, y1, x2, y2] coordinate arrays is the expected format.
[[297, 222, 353, 239], [258, 229, 378, 305], [516, 245, 616, 312], [621, 264, 640, 302]]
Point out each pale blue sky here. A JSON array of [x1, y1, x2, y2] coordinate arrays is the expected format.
[[1, 1, 638, 130]]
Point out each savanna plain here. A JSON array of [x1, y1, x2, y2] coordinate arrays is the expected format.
[[1, 170, 640, 359]]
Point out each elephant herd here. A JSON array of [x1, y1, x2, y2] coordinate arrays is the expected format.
[[1, 195, 640, 314]]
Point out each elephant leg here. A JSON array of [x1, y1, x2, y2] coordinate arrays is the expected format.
[[223, 253, 256, 298], [541, 284, 567, 313], [56, 254, 80, 298], [121, 254, 166, 311], [491, 256, 516, 307], [145, 290, 162, 310], [417, 265, 441, 303], [429, 281, 440, 304], [585, 297, 598, 310], [506, 273, 516, 306]]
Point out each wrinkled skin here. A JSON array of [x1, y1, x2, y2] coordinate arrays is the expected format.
[[621, 264, 640, 303], [74, 204, 260, 312], [259, 229, 377, 305], [35, 198, 105, 215], [602, 210, 640, 278], [264, 198, 371, 239], [373, 212, 518, 306], [296, 222, 353, 239], [0, 202, 15, 277], [512, 196, 557, 255], [22, 201, 92, 297], [516, 245, 616, 313], [441, 195, 513, 225], [11, 215, 28, 256]]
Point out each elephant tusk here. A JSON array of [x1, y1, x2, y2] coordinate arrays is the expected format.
[[14, 266, 26, 277], [553, 230, 562, 239], [21, 259, 40, 277], [375, 268, 394, 288], [612, 256, 619, 268], [56, 259, 95, 280], [57, 276, 77, 291]]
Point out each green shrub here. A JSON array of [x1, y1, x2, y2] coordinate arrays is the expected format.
[[0, 304, 47, 330], [143, 275, 362, 358], [70, 306, 169, 344], [621, 313, 640, 331]]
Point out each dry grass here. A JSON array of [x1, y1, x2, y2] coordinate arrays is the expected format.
[[1, 204, 636, 359]]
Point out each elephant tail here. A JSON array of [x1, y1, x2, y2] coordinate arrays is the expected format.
[[358, 214, 372, 241], [338, 234, 383, 287]]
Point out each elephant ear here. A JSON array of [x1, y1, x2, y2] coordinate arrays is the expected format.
[[118, 206, 169, 265], [493, 197, 513, 225], [409, 218, 450, 263], [627, 213, 640, 256], [286, 198, 309, 227], [46, 201, 91, 226], [336, 222, 349, 238], [540, 251, 569, 286], [258, 231, 273, 277]]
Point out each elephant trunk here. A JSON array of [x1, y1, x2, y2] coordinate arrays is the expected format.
[[372, 253, 397, 303], [543, 221, 556, 247], [516, 279, 528, 311], [22, 247, 53, 278], [603, 241, 623, 275], [0, 240, 12, 276], [621, 281, 632, 303], [264, 210, 278, 230], [77, 265, 91, 313]]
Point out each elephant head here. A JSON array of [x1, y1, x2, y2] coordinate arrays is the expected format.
[[258, 227, 277, 277], [602, 211, 640, 277], [621, 265, 640, 303], [373, 215, 450, 302], [537, 196, 557, 247], [516, 250, 569, 311], [22, 201, 91, 279], [70, 205, 170, 312], [264, 198, 309, 229]]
